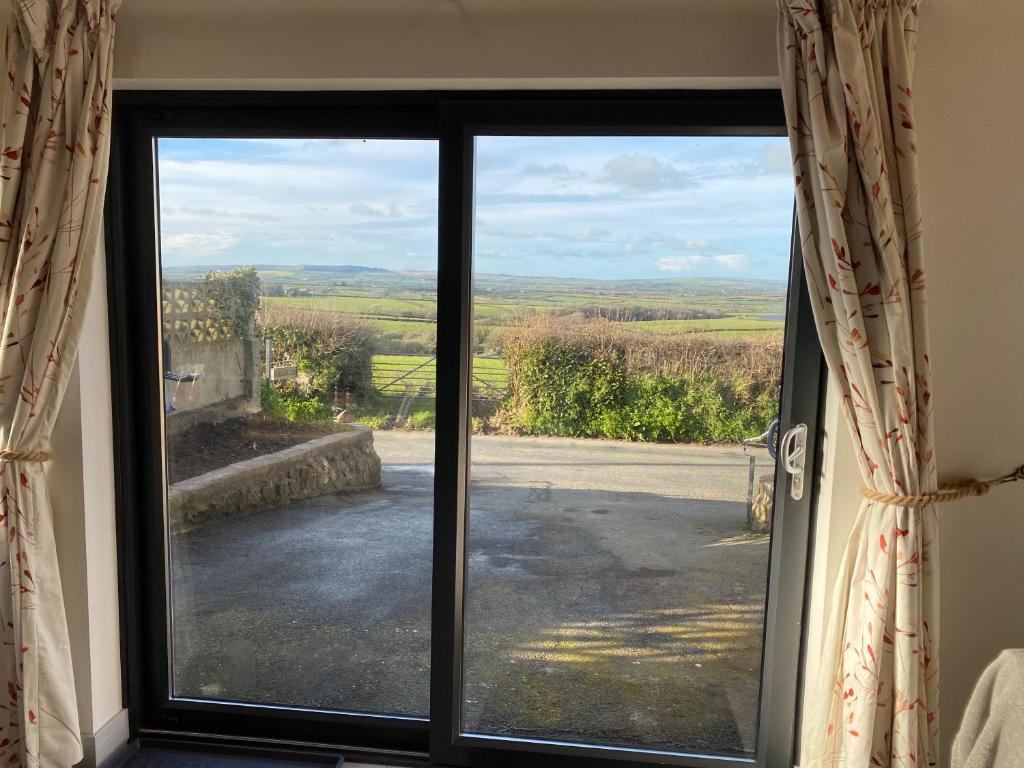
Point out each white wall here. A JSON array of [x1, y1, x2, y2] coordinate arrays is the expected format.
[[49, 250, 126, 763], [113, 0, 780, 89], [47, 1, 1023, 766], [915, 1, 1024, 761]]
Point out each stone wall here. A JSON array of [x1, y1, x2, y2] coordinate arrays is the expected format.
[[167, 425, 382, 532], [164, 395, 260, 439], [162, 273, 260, 416], [165, 337, 261, 412]]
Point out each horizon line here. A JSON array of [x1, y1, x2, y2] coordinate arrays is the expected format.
[[161, 263, 788, 284]]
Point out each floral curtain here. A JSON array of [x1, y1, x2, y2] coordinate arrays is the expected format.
[[0, 1, 119, 766], [777, 1, 939, 767]]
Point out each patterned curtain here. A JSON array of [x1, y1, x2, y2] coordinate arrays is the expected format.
[[777, 1, 939, 767], [0, 1, 119, 766]]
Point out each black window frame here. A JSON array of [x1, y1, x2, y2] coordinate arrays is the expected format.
[[106, 89, 825, 768]]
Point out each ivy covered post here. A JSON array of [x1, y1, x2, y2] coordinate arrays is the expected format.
[[258, 308, 376, 398], [200, 267, 261, 400]]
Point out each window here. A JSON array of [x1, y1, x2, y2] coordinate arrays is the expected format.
[[108, 92, 823, 768]]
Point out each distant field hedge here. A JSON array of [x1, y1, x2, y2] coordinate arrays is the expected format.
[[497, 318, 781, 443]]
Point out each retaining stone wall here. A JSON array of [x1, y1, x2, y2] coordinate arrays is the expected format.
[[167, 425, 381, 532]]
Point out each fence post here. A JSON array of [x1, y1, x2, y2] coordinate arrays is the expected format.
[[746, 454, 756, 524], [265, 339, 272, 383]]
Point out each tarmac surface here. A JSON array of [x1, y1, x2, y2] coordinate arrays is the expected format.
[[170, 431, 774, 756]]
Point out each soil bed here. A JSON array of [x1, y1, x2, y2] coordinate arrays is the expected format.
[[167, 415, 340, 484]]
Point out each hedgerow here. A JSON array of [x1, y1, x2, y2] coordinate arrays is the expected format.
[[257, 305, 376, 399], [497, 317, 781, 443]]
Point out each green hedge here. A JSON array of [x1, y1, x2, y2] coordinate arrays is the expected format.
[[499, 322, 779, 443]]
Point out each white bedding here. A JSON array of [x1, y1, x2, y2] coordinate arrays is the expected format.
[[952, 649, 1024, 768]]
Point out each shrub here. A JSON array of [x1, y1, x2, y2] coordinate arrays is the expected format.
[[258, 305, 376, 398], [497, 317, 780, 443], [352, 410, 390, 430], [551, 304, 723, 322], [261, 381, 333, 424]]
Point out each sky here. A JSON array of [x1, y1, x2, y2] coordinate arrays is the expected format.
[[157, 135, 795, 281]]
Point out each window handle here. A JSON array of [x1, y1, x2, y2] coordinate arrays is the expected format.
[[779, 423, 808, 501]]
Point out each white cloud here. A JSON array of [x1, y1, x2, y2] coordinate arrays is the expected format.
[[483, 224, 616, 245], [350, 201, 403, 219], [603, 154, 693, 191], [163, 205, 285, 223], [656, 253, 749, 272], [713, 253, 750, 269], [656, 255, 707, 272], [627, 233, 717, 255], [162, 232, 240, 258], [757, 142, 793, 174], [521, 162, 586, 182], [155, 135, 794, 280]]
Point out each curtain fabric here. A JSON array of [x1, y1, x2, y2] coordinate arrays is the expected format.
[[777, 1, 939, 767], [0, 1, 119, 766]]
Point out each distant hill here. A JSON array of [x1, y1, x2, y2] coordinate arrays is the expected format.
[[162, 264, 787, 295], [473, 273, 786, 295], [293, 264, 391, 275], [162, 263, 390, 280]]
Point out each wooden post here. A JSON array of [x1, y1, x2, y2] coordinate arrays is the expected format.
[[746, 454, 756, 522]]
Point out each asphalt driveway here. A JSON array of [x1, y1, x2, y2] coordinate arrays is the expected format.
[[170, 432, 774, 756]]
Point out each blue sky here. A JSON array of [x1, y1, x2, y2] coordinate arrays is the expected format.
[[157, 135, 795, 280]]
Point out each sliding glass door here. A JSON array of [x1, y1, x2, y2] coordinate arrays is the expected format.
[[108, 92, 822, 768], [429, 104, 823, 768], [156, 136, 439, 718], [460, 134, 788, 756]]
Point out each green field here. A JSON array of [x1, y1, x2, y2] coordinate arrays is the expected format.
[[264, 294, 438, 318], [245, 266, 788, 355], [373, 354, 508, 397], [172, 263, 787, 354], [631, 317, 784, 336], [220, 264, 788, 434]]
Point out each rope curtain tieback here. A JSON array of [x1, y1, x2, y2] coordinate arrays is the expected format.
[[860, 464, 1024, 507], [0, 449, 51, 463]]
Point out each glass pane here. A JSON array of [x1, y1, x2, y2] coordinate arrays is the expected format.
[[157, 137, 438, 717], [462, 135, 793, 755]]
